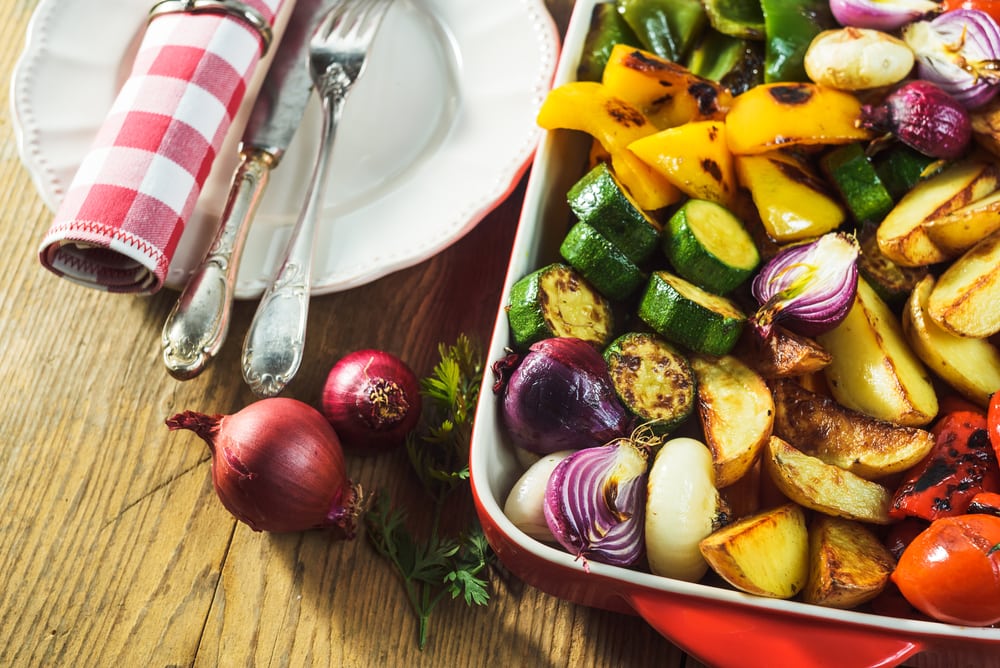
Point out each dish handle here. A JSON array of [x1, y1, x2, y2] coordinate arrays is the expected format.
[[626, 589, 922, 668]]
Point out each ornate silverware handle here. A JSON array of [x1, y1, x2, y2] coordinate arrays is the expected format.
[[161, 147, 274, 380], [241, 85, 347, 398]]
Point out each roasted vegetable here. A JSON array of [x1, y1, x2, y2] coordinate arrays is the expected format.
[[690, 354, 774, 488], [803, 515, 896, 609], [760, 0, 837, 82], [734, 151, 846, 242], [699, 502, 809, 598], [601, 44, 733, 130], [536, 81, 682, 210], [604, 332, 696, 433], [903, 274, 1000, 407], [859, 81, 973, 160], [726, 83, 873, 155], [927, 228, 1000, 338], [764, 435, 894, 524], [876, 158, 1000, 267], [890, 409, 1000, 521], [496, 337, 631, 454], [892, 513, 1000, 626], [771, 379, 935, 480], [646, 437, 728, 581], [817, 278, 939, 428], [629, 120, 738, 208]]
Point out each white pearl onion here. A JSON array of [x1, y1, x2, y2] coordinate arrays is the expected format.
[[645, 437, 726, 583], [503, 450, 575, 542]]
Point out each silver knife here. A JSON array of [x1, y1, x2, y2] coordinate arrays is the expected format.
[[161, 0, 338, 380]]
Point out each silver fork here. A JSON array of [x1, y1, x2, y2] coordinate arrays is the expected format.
[[241, 0, 394, 397]]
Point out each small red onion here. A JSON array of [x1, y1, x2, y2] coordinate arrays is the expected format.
[[495, 337, 632, 455], [903, 9, 1000, 108], [859, 80, 972, 159], [751, 232, 860, 338], [543, 439, 648, 568], [166, 398, 361, 535], [321, 349, 421, 455], [830, 0, 940, 31]]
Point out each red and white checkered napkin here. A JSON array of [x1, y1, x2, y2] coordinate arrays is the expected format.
[[38, 0, 288, 294]]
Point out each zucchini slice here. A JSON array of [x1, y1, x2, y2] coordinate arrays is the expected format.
[[820, 143, 894, 225], [506, 263, 615, 348], [637, 270, 746, 356], [664, 198, 759, 294], [604, 332, 696, 433], [560, 222, 646, 301], [567, 162, 661, 265], [871, 143, 941, 201]]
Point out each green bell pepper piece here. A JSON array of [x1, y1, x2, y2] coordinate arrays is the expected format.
[[617, 0, 707, 62], [686, 29, 765, 95], [577, 3, 642, 82], [760, 0, 836, 82]]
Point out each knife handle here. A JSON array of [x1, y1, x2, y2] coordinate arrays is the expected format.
[[161, 147, 275, 380]]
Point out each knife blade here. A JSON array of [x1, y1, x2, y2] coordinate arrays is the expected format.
[[161, 0, 339, 380]]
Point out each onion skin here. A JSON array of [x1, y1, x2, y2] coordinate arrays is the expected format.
[[166, 398, 361, 535], [859, 80, 972, 159], [829, 0, 941, 31], [751, 232, 860, 338], [543, 440, 647, 568], [904, 9, 1000, 109], [321, 349, 421, 454], [497, 337, 632, 455]]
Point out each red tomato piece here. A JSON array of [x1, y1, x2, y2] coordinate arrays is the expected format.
[[891, 514, 1000, 626]]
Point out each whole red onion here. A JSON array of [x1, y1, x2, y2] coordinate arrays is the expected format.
[[166, 398, 361, 535], [496, 337, 632, 455], [321, 349, 421, 454], [859, 80, 972, 160]]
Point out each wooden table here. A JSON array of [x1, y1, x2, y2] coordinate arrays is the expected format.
[[0, 1, 696, 665]]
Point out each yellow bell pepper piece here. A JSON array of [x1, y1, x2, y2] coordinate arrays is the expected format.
[[537, 81, 682, 210], [629, 120, 737, 209], [602, 44, 733, 130], [734, 151, 846, 242], [726, 83, 872, 155]]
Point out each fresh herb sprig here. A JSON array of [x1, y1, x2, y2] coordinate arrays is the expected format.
[[364, 335, 493, 649]]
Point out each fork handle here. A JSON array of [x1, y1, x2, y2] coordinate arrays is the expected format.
[[161, 146, 274, 380], [241, 93, 346, 397]]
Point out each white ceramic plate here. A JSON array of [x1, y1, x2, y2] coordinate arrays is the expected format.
[[11, 0, 560, 297]]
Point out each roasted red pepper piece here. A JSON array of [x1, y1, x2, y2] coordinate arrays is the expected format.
[[890, 410, 1000, 521], [967, 491, 1000, 517], [989, 391, 1000, 461]]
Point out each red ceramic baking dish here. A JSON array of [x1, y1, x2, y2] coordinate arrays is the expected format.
[[469, 1, 1000, 666]]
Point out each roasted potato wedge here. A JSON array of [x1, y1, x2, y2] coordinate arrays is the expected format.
[[904, 274, 1000, 407], [921, 188, 1000, 257], [690, 355, 774, 488], [763, 436, 893, 525], [699, 502, 809, 599], [744, 326, 833, 378], [927, 229, 1000, 339], [817, 278, 938, 427], [876, 159, 1000, 267], [803, 515, 896, 609], [771, 379, 934, 480]]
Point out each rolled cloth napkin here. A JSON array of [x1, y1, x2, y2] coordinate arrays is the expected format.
[[38, 0, 289, 294]]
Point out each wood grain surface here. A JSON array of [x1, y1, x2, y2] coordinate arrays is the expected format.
[[0, 1, 697, 665]]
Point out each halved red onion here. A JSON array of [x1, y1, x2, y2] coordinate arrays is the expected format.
[[903, 9, 1000, 108], [830, 0, 940, 31], [543, 439, 647, 568], [750, 232, 860, 338]]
